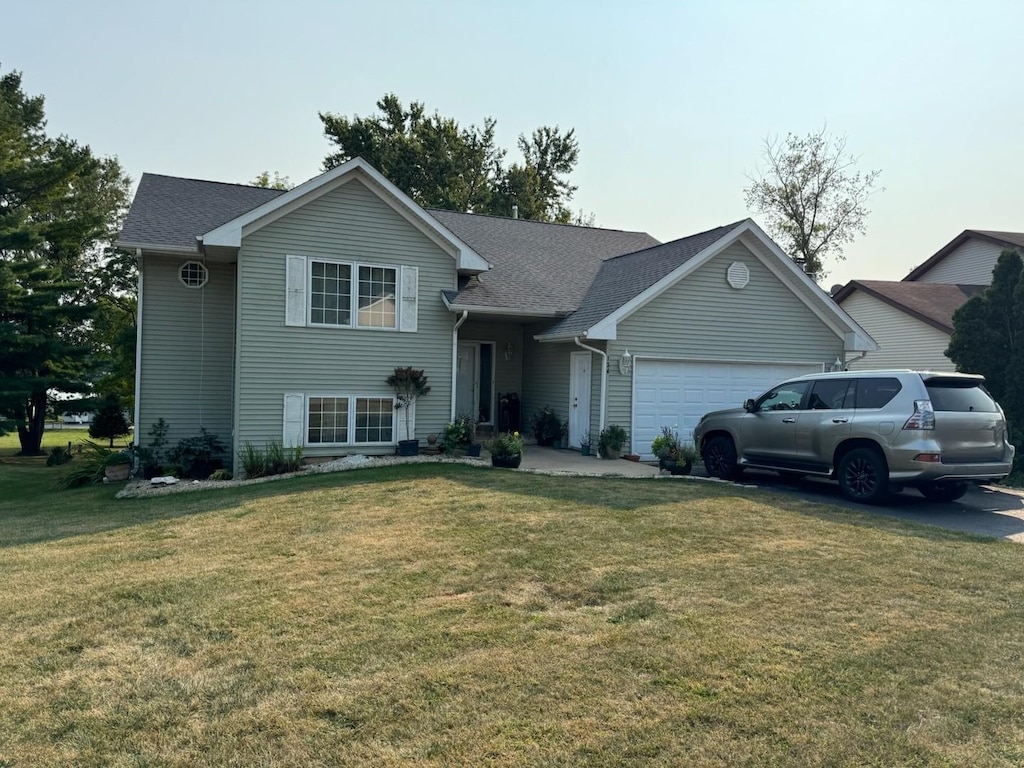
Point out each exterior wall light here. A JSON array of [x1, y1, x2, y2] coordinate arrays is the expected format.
[[619, 349, 633, 375]]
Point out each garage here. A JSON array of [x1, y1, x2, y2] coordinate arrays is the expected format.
[[632, 359, 823, 457]]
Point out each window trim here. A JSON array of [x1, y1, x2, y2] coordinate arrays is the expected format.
[[306, 257, 399, 331], [304, 392, 397, 447], [179, 260, 208, 288]]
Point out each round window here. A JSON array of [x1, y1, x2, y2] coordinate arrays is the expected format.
[[179, 261, 208, 288]]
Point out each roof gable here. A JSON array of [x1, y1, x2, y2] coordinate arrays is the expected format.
[[903, 229, 1024, 282], [834, 280, 985, 333]]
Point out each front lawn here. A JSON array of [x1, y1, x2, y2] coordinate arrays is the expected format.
[[2, 461, 1023, 765]]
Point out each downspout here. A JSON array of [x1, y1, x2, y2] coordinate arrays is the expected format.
[[574, 336, 608, 433], [132, 248, 144, 447], [451, 310, 469, 419], [842, 351, 868, 370]]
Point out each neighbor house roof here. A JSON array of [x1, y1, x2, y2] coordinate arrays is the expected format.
[[118, 174, 285, 251], [903, 229, 1024, 282], [833, 279, 986, 333], [429, 209, 660, 316], [537, 221, 746, 338]]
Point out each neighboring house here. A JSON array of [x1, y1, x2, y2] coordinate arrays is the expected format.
[[117, 158, 875, 467], [835, 230, 1023, 372]]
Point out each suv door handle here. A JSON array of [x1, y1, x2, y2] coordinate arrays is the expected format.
[[782, 417, 796, 424], [832, 418, 849, 424]]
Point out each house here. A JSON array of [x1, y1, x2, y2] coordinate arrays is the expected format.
[[835, 230, 1023, 371], [117, 158, 875, 467]]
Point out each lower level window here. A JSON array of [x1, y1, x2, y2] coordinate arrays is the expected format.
[[307, 395, 394, 445]]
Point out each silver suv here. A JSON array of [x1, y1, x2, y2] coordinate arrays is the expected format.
[[692, 370, 1015, 503]]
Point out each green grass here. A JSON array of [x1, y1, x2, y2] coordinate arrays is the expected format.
[[2, 460, 1024, 766]]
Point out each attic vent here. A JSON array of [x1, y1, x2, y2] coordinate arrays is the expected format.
[[179, 261, 208, 288], [726, 261, 749, 290]]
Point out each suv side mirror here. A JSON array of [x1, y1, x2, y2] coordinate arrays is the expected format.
[[743, 398, 757, 413]]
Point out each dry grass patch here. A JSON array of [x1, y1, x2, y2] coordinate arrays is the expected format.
[[2, 462, 1024, 765]]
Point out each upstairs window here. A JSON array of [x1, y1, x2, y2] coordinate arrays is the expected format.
[[179, 261, 208, 288], [307, 259, 396, 329]]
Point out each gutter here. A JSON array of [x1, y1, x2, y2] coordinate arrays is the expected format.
[[574, 336, 608, 433], [451, 310, 469, 419]]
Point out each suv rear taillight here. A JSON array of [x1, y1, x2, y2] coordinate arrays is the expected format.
[[903, 399, 935, 430]]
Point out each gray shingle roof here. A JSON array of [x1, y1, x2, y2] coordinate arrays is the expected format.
[[118, 173, 285, 251], [538, 221, 747, 338], [427, 209, 660, 315], [833, 280, 985, 333]]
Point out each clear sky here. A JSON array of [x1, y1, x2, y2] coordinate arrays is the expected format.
[[7, 0, 1022, 287]]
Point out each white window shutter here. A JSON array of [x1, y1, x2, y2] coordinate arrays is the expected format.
[[285, 255, 307, 327], [399, 265, 418, 333], [283, 393, 304, 447]]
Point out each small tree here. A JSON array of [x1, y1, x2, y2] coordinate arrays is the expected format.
[[744, 127, 882, 280], [89, 394, 130, 448], [386, 367, 430, 441]]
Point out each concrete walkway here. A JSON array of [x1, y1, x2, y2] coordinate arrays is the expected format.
[[517, 445, 661, 477]]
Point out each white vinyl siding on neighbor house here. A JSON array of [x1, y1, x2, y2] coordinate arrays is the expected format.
[[839, 291, 955, 372], [607, 242, 843, 452], [913, 239, 1005, 284], [137, 255, 236, 454], [235, 178, 456, 461]]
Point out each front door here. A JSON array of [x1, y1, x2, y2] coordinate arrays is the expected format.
[[569, 352, 592, 448], [455, 343, 477, 420]]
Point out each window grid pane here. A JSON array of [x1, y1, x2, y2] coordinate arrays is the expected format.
[[354, 398, 393, 443], [358, 266, 397, 328], [310, 261, 351, 325], [307, 397, 349, 443]]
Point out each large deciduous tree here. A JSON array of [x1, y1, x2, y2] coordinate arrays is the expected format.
[[744, 128, 881, 281], [319, 94, 583, 223], [946, 249, 1024, 471], [0, 68, 130, 454]]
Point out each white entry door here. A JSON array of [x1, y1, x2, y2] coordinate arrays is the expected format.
[[568, 351, 592, 448], [455, 343, 477, 419]]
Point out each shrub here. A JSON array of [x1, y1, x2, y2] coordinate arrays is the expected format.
[[46, 445, 73, 467], [168, 428, 225, 480], [598, 424, 627, 457], [488, 431, 524, 459], [89, 394, 131, 448], [209, 469, 233, 481], [441, 416, 475, 453], [531, 406, 561, 446], [56, 442, 114, 489], [651, 426, 681, 459], [138, 418, 169, 478], [241, 441, 303, 478], [386, 367, 430, 441]]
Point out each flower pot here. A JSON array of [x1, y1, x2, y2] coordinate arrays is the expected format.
[[623, 453, 640, 462], [552, 439, 562, 450], [660, 458, 693, 476], [580, 445, 591, 456], [104, 462, 131, 482], [491, 454, 522, 469], [398, 439, 420, 457], [466, 443, 482, 457]]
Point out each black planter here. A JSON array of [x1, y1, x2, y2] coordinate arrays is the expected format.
[[466, 443, 482, 457], [398, 439, 420, 456], [659, 457, 693, 476], [491, 454, 522, 469]]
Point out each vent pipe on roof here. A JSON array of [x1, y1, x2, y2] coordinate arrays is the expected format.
[[512, 204, 518, 220]]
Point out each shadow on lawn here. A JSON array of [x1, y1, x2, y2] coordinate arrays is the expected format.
[[3, 460, 1016, 549]]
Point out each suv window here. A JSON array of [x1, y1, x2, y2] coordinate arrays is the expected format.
[[807, 379, 853, 410], [757, 381, 810, 411], [854, 377, 902, 409], [926, 381, 998, 412]]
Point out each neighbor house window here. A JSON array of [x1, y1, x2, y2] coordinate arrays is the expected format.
[[308, 259, 397, 329], [306, 395, 394, 445], [179, 261, 208, 288]]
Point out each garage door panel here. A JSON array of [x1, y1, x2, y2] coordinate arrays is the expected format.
[[633, 359, 822, 457]]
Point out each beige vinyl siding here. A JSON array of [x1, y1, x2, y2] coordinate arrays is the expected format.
[[236, 178, 456, 459], [914, 239, 1004, 284], [840, 291, 955, 371], [137, 255, 235, 452], [458, 321, 524, 423], [607, 242, 843, 452]]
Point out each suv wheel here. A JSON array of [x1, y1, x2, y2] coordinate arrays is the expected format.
[[918, 481, 968, 503], [703, 436, 738, 480], [838, 448, 889, 504]]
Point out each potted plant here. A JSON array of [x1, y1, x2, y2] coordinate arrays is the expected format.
[[441, 415, 481, 457], [103, 450, 133, 482], [487, 431, 524, 469], [598, 424, 627, 460], [579, 431, 593, 457], [386, 367, 431, 456], [652, 426, 699, 475], [531, 406, 561, 447]]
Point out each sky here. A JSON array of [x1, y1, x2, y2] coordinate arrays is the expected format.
[[7, 0, 1023, 288]]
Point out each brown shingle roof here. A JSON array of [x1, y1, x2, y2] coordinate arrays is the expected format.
[[833, 280, 986, 333], [903, 229, 1024, 282]]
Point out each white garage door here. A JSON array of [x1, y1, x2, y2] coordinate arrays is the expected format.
[[633, 359, 823, 458]]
